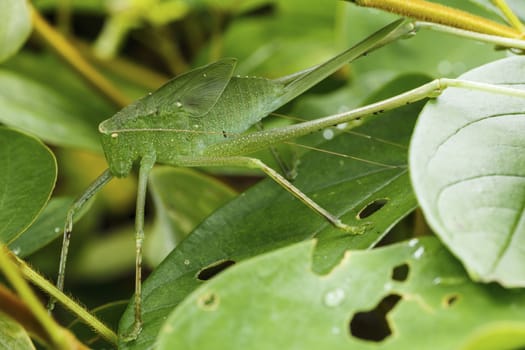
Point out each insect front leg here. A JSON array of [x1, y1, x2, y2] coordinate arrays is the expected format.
[[122, 152, 156, 341], [49, 169, 113, 311]]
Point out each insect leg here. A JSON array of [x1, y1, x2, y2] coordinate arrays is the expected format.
[[179, 156, 364, 234], [123, 153, 156, 341], [255, 122, 297, 180], [50, 169, 113, 311]]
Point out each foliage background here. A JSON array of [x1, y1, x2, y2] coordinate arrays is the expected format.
[[1, 0, 525, 348]]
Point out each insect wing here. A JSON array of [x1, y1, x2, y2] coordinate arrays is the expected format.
[[154, 58, 237, 117]]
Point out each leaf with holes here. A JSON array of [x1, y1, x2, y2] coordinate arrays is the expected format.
[[0, 127, 57, 244], [410, 56, 525, 286], [118, 74, 427, 349], [156, 237, 525, 349]]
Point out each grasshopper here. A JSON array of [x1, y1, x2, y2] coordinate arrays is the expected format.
[[55, 19, 416, 339]]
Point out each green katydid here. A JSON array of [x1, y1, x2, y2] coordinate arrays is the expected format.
[[54, 19, 416, 339]]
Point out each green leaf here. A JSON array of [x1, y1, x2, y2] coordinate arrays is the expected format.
[[117, 74, 426, 348], [146, 167, 237, 267], [156, 237, 525, 349], [9, 197, 72, 258], [0, 312, 35, 350], [0, 0, 31, 62], [0, 127, 57, 244], [0, 68, 103, 152], [410, 56, 525, 286]]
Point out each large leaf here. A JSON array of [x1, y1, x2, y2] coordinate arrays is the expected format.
[[8, 197, 72, 258], [146, 167, 237, 267], [0, 0, 31, 62], [0, 127, 57, 244], [0, 68, 103, 152], [0, 313, 35, 350], [410, 56, 525, 286], [117, 74, 426, 348], [157, 237, 525, 349]]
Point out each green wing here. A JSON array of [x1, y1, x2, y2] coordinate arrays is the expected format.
[[100, 58, 236, 133], [153, 58, 237, 116]]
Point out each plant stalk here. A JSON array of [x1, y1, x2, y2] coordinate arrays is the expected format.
[[349, 0, 522, 38], [29, 4, 131, 108]]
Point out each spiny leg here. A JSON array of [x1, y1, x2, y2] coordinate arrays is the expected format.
[[49, 169, 113, 311], [123, 153, 156, 341], [179, 156, 364, 234]]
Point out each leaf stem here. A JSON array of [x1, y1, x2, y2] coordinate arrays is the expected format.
[[416, 21, 525, 50], [29, 4, 131, 108], [349, 0, 522, 38], [0, 245, 75, 349], [492, 0, 525, 33], [12, 251, 119, 345]]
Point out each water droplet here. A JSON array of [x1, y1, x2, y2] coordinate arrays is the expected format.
[[184, 259, 190, 265], [453, 62, 466, 75], [111, 133, 119, 138], [413, 246, 425, 260], [324, 288, 345, 307], [384, 282, 393, 291], [203, 73, 207, 77], [176, 101, 182, 108], [331, 326, 341, 335], [148, 92, 152, 96], [336, 122, 348, 130], [337, 105, 349, 113], [12, 247, 20, 256], [437, 60, 452, 75], [192, 124, 200, 129], [323, 128, 334, 140], [432, 277, 442, 285], [408, 238, 419, 247], [54, 227, 61, 233]]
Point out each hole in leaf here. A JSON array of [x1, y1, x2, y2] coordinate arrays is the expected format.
[[350, 294, 401, 342], [197, 292, 219, 311], [357, 198, 389, 219], [197, 260, 236, 281], [391, 263, 409, 282], [442, 294, 460, 308]]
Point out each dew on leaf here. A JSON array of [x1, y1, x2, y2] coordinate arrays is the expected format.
[[323, 288, 345, 307], [323, 128, 334, 140], [413, 246, 425, 259]]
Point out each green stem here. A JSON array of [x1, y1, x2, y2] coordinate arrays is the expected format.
[[15, 253, 119, 345], [416, 21, 525, 50], [492, 0, 525, 32], [349, 0, 522, 38], [0, 245, 70, 349], [29, 4, 131, 108]]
